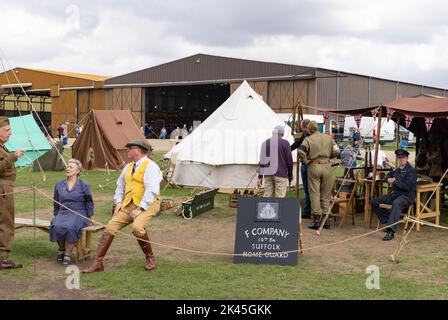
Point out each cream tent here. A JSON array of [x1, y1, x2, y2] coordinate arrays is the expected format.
[[164, 81, 297, 188]]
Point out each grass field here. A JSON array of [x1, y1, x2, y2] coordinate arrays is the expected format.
[[2, 147, 448, 300]]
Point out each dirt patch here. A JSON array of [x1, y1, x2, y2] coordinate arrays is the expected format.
[[0, 258, 113, 300]]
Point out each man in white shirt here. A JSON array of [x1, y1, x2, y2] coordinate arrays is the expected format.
[[371, 144, 393, 168], [83, 140, 162, 273]]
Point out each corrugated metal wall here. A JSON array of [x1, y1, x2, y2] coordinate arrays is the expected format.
[[316, 70, 337, 108], [421, 86, 445, 96], [398, 83, 422, 98], [370, 79, 397, 106], [230, 80, 310, 113], [105, 88, 143, 125], [338, 74, 369, 109], [316, 71, 446, 111]]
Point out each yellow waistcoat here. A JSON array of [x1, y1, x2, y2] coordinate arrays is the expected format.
[[122, 159, 151, 207]]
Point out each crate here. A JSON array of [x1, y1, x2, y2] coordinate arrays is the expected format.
[[229, 189, 260, 208], [181, 188, 219, 219]]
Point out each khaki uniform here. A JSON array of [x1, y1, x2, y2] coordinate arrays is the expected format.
[[0, 142, 18, 261], [297, 132, 339, 218]]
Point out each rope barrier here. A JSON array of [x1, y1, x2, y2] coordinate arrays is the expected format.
[[0, 187, 33, 197], [29, 185, 412, 257]]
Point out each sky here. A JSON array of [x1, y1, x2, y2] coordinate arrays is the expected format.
[[0, 0, 447, 88]]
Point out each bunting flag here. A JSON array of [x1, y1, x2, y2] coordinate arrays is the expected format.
[[337, 115, 345, 128], [425, 117, 435, 132], [322, 112, 330, 123], [371, 107, 379, 121], [404, 114, 414, 128], [386, 108, 395, 122], [354, 115, 362, 128]]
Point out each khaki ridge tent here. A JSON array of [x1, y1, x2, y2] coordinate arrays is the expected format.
[[164, 80, 298, 189], [72, 110, 146, 170]]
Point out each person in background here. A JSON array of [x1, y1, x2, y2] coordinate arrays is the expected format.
[[257, 125, 293, 198], [57, 124, 64, 140], [159, 127, 167, 139], [290, 119, 311, 219], [74, 126, 80, 138]]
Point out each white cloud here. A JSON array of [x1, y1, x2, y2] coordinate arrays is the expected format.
[[0, 0, 447, 88]]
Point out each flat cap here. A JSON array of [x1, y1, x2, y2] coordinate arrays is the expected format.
[[0, 116, 9, 128], [395, 149, 410, 158], [125, 139, 150, 151]]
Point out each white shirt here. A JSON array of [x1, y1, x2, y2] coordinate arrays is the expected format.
[[371, 149, 385, 167], [114, 156, 163, 210]]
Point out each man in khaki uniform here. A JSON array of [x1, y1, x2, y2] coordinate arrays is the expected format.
[[297, 121, 340, 230], [0, 116, 24, 270]]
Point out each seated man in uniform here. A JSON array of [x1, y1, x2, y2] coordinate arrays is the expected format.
[[370, 149, 417, 241]]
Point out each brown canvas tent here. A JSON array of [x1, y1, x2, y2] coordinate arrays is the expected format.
[[72, 110, 145, 170]]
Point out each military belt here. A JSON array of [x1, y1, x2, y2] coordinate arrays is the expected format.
[[309, 159, 330, 165]]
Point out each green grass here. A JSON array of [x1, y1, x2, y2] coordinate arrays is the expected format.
[[81, 257, 448, 300], [14, 193, 54, 214], [7, 147, 448, 300]]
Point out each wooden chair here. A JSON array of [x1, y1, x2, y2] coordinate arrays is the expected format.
[[331, 177, 359, 227], [375, 203, 414, 230]]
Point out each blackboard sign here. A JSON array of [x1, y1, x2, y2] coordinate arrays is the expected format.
[[234, 197, 300, 266]]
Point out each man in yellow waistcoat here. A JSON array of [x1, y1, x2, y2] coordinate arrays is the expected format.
[[83, 140, 162, 273]]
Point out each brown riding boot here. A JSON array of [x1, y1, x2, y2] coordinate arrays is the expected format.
[[0, 260, 23, 270], [82, 232, 114, 273], [137, 232, 156, 271]]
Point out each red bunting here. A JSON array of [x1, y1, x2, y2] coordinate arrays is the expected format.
[[425, 117, 434, 132], [371, 107, 379, 121], [337, 115, 345, 128], [386, 108, 395, 122], [354, 115, 362, 128], [404, 114, 414, 128]]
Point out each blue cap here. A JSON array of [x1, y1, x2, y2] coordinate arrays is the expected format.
[[395, 149, 409, 158]]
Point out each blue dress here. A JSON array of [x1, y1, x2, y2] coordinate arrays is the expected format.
[[49, 179, 94, 244]]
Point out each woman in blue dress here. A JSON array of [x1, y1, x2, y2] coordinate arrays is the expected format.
[[50, 158, 94, 265]]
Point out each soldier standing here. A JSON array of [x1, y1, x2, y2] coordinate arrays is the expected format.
[[297, 121, 340, 229], [0, 116, 24, 270]]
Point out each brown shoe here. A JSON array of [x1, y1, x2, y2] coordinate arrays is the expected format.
[[137, 232, 156, 271], [82, 232, 114, 273], [0, 260, 23, 270]]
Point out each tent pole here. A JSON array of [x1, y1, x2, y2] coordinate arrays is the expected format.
[[369, 107, 383, 228], [395, 116, 400, 168], [295, 103, 304, 255]]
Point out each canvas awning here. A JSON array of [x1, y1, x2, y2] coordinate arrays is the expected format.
[[322, 97, 448, 135]]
